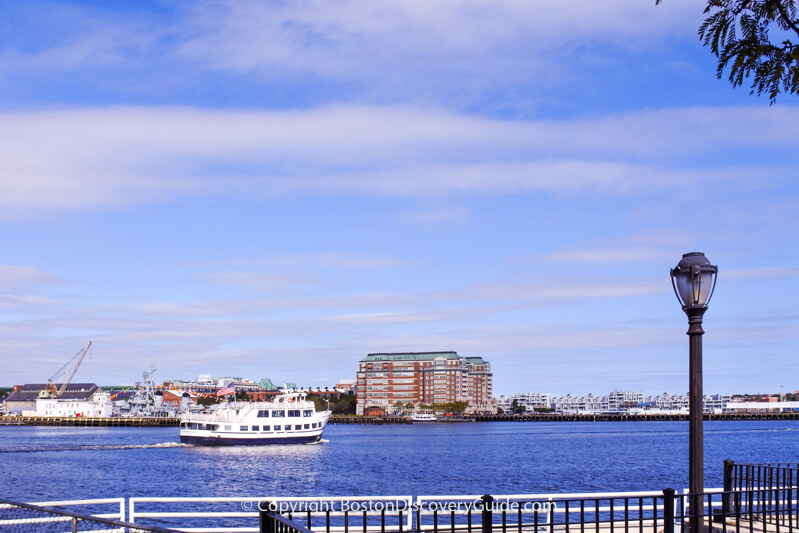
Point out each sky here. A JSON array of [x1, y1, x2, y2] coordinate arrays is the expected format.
[[1, 0, 797, 397]]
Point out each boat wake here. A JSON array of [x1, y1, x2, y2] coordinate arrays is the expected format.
[[0, 442, 191, 453]]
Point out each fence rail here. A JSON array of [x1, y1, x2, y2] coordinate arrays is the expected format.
[[7, 460, 796, 533], [0, 498, 179, 532]]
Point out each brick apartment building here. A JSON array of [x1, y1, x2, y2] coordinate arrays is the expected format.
[[356, 351, 494, 415]]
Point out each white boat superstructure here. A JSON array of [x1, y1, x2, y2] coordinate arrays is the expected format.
[[179, 389, 331, 445], [411, 412, 438, 422]]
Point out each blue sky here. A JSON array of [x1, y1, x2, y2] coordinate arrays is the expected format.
[[1, 0, 797, 397]]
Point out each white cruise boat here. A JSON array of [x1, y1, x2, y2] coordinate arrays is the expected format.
[[179, 389, 331, 445], [410, 412, 438, 422]]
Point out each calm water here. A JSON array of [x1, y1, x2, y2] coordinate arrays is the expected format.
[[1, 421, 798, 501]]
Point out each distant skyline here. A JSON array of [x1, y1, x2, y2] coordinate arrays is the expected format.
[[1, 1, 797, 397]]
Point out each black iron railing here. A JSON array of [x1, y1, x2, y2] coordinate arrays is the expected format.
[[256, 462, 799, 533], [720, 460, 799, 531], [0, 498, 179, 532], [259, 491, 674, 533]]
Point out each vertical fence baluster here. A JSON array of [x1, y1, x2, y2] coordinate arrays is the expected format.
[[565, 500, 570, 533], [663, 489, 675, 533], [482, 495, 494, 533], [594, 499, 599, 533], [622, 497, 628, 533], [580, 499, 585, 533]]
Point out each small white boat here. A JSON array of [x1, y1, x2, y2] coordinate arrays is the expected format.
[[179, 389, 331, 445], [410, 412, 438, 423]]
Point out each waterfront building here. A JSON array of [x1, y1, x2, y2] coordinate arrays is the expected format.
[[162, 375, 263, 395], [355, 351, 494, 415], [36, 389, 113, 418], [5, 383, 106, 416], [502, 390, 735, 415]]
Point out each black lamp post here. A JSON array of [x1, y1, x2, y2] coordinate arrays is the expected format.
[[670, 252, 718, 533]]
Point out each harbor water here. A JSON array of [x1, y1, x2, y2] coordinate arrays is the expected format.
[[2, 420, 798, 502]]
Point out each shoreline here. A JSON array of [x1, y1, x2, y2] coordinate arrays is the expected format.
[[2, 411, 798, 427]]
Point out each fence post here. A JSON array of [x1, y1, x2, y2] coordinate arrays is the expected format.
[[481, 494, 494, 533], [722, 459, 735, 517], [663, 488, 675, 533], [260, 502, 276, 533]]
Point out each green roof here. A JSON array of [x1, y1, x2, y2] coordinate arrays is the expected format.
[[259, 378, 277, 390], [362, 351, 460, 362], [464, 357, 488, 365]]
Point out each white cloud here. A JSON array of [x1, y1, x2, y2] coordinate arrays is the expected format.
[[0, 265, 61, 292], [533, 247, 671, 265], [0, 105, 796, 216]]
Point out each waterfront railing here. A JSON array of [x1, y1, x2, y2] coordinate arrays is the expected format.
[[7, 461, 796, 533], [0, 497, 179, 532]]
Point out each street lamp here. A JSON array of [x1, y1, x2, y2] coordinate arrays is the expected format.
[[671, 252, 718, 533]]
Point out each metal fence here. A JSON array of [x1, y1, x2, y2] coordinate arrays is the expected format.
[[7, 460, 797, 533], [260, 484, 799, 533], [720, 460, 799, 531], [0, 498, 179, 533]]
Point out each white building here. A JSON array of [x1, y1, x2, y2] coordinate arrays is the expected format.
[[36, 389, 112, 417]]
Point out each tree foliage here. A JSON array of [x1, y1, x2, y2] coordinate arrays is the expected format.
[[658, 0, 799, 102]]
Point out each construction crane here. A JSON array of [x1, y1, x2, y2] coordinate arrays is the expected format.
[[39, 341, 93, 399]]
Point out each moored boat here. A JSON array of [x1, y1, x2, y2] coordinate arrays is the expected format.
[[410, 412, 438, 422], [179, 389, 331, 445]]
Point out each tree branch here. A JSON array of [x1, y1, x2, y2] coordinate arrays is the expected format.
[[773, 0, 799, 39]]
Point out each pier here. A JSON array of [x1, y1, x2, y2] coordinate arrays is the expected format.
[[329, 412, 799, 424], [2, 411, 797, 427], [0, 416, 180, 427]]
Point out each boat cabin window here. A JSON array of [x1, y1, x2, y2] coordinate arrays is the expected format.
[[263, 426, 271, 431], [274, 425, 282, 431], [304, 424, 310, 429], [257, 410, 270, 418], [224, 425, 231, 431], [303, 410, 313, 417], [294, 424, 302, 430], [272, 410, 285, 417], [240, 425, 248, 431], [288, 410, 300, 417], [252, 426, 259, 431]]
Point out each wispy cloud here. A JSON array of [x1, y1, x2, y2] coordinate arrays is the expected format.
[[1, 105, 796, 217], [0, 265, 62, 292]]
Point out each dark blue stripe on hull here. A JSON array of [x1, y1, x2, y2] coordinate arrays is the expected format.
[[180, 435, 322, 446]]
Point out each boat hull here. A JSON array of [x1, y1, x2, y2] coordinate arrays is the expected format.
[[180, 434, 321, 446]]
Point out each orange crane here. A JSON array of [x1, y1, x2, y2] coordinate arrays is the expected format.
[[40, 341, 93, 399]]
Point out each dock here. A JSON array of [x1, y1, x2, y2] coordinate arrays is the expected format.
[[0, 416, 180, 427]]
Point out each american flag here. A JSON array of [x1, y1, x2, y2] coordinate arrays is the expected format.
[[216, 382, 236, 397]]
